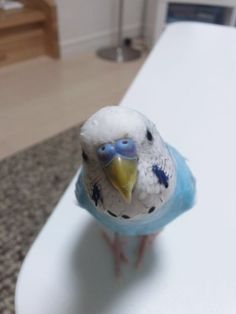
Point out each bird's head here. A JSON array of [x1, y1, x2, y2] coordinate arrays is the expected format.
[[80, 106, 164, 204]]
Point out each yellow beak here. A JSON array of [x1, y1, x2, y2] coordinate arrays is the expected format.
[[104, 156, 137, 203]]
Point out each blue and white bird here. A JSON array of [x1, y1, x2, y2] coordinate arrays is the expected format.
[[75, 106, 196, 274]]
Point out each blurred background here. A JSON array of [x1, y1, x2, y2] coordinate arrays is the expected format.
[[1, 0, 236, 313], [1, 0, 236, 159]]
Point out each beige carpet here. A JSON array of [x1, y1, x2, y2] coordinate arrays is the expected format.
[[0, 125, 82, 313]]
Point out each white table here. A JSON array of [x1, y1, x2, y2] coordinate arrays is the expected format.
[[15, 23, 236, 314]]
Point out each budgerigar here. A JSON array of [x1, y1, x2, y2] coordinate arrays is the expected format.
[[75, 106, 196, 275]]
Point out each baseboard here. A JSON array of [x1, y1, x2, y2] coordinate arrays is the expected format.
[[60, 24, 142, 57]]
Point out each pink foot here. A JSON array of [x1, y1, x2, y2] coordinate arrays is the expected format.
[[101, 231, 128, 276], [136, 232, 160, 268]]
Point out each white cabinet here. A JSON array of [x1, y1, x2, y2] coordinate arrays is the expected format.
[[145, 0, 236, 47]]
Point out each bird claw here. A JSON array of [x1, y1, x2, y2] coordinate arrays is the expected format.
[[101, 231, 161, 275], [101, 231, 128, 277], [136, 232, 160, 268]]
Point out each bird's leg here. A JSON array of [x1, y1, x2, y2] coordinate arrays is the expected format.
[[136, 232, 160, 268], [101, 231, 128, 276]]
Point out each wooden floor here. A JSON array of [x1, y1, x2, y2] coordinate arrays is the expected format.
[[0, 53, 145, 160]]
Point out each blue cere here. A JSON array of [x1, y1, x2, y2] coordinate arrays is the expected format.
[[152, 164, 169, 188], [97, 143, 116, 166], [97, 138, 137, 167], [115, 138, 137, 159]]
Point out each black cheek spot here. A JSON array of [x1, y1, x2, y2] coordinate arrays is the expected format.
[[108, 210, 117, 217], [91, 184, 100, 206], [152, 164, 169, 188], [146, 129, 153, 142], [148, 206, 156, 213], [122, 215, 130, 219], [82, 150, 89, 162]]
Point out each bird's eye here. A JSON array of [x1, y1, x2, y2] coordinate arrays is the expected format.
[[146, 129, 153, 142], [115, 138, 137, 158], [82, 150, 89, 162], [97, 143, 116, 166]]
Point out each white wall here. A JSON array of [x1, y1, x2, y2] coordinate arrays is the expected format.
[[56, 0, 144, 56]]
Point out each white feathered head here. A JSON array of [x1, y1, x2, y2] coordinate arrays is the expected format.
[[80, 106, 175, 219]]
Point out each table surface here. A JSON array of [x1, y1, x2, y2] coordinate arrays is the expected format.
[[16, 22, 236, 314]]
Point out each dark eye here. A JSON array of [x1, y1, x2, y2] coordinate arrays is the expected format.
[[146, 129, 153, 142], [82, 150, 89, 162]]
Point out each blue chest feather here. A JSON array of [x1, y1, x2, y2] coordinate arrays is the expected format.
[[75, 144, 196, 236]]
